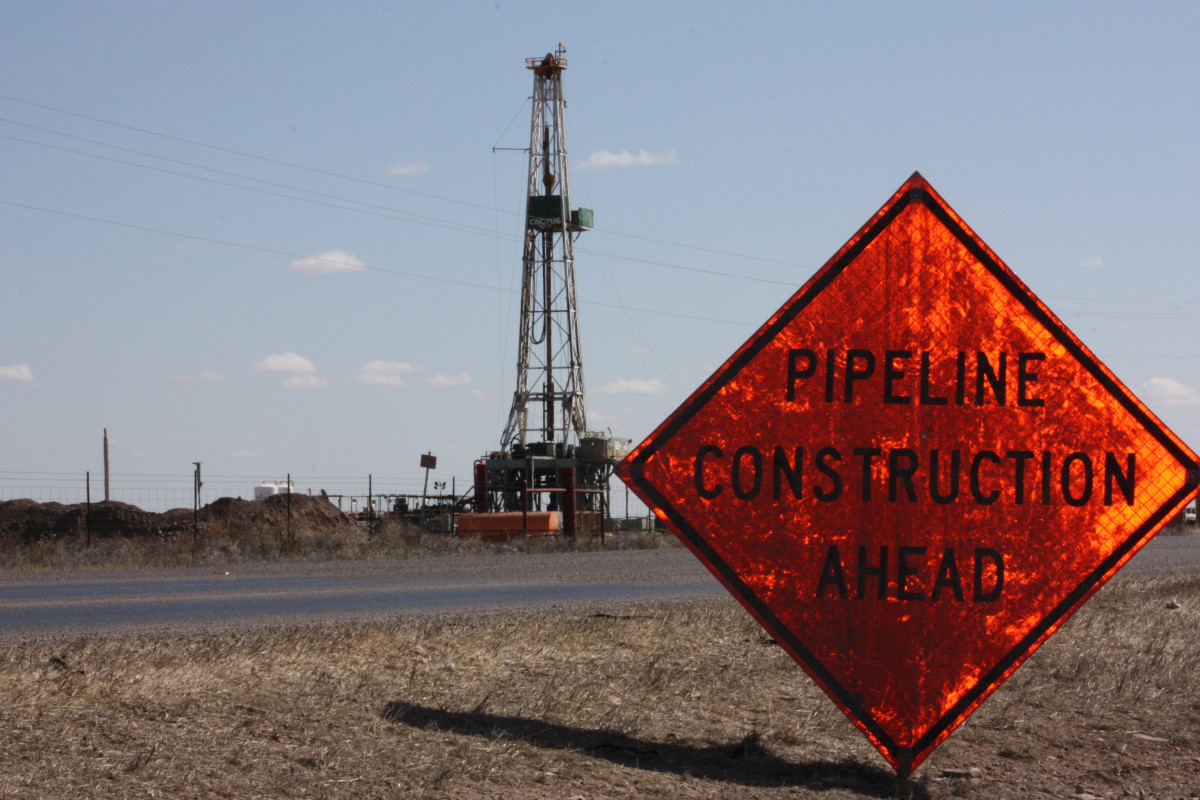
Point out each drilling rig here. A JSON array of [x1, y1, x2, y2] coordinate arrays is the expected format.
[[475, 46, 628, 530]]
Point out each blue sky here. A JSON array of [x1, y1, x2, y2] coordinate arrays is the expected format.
[[2, 2, 1197, 509]]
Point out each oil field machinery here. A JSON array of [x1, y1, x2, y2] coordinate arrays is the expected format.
[[475, 46, 628, 528]]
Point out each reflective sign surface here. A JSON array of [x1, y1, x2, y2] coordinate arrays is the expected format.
[[617, 173, 1199, 776]]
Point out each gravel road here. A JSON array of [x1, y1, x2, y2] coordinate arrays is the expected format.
[[1, 534, 1196, 641]]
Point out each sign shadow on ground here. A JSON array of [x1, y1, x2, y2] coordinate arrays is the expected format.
[[381, 700, 929, 797]]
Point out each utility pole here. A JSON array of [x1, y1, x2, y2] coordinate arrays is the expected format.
[[103, 428, 110, 502], [192, 461, 202, 545]]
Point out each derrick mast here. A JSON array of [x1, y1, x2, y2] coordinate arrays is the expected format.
[[501, 46, 588, 451], [478, 46, 628, 522]]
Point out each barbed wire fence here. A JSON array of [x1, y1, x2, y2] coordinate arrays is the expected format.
[[0, 470, 457, 515], [0, 471, 660, 539]]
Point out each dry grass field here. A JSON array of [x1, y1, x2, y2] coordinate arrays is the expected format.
[[1, 569, 1197, 799], [0, 501, 672, 572]]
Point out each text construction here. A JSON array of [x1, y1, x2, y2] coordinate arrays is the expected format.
[[689, 346, 1136, 509]]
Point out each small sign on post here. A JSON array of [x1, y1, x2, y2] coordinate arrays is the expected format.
[[420, 452, 437, 518], [618, 173, 1199, 776]]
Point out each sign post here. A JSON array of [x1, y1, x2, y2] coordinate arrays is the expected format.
[[420, 452, 437, 518], [617, 173, 1199, 775]]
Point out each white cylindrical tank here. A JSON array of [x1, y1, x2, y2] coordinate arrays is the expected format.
[[255, 480, 295, 500], [254, 483, 279, 501]]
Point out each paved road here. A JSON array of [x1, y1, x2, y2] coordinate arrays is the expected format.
[[0, 548, 722, 640], [1, 535, 1196, 640]]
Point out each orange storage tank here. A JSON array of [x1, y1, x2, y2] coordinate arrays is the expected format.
[[456, 511, 560, 540]]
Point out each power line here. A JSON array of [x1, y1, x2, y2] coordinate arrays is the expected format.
[[590, 227, 816, 269], [2, 94, 1195, 309], [1046, 294, 1200, 308], [578, 247, 797, 286], [1056, 310, 1199, 320], [6, 196, 1193, 330], [0, 94, 502, 214], [0, 199, 508, 292], [0, 130, 514, 241], [0, 199, 756, 327], [1, 121, 801, 287], [4, 93, 806, 270], [1, 95, 816, 274]]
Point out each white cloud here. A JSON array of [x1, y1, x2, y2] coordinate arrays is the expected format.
[[1077, 256, 1103, 268], [578, 149, 678, 170], [423, 372, 472, 388], [386, 161, 430, 177], [170, 371, 226, 384], [1141, 377, 1200, 407], [288, 249, 366, 275], [283, 374, 329, 390], [255, 353, 327, 388], [354, 360, 418, 386], [594, 378, 666, 396], [585, 408, 621, 426], [254, 352, 317, 376], [0, 364, 34, 382]]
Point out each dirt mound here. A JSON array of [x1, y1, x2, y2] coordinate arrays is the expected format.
[[0, 499, 171, 541], [198, 493, 363, 540], [0, 499, 87, 540], [0, 494, 360, 544]]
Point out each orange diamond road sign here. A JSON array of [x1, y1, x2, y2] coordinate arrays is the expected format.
[[616, 172, 1200, 776]]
